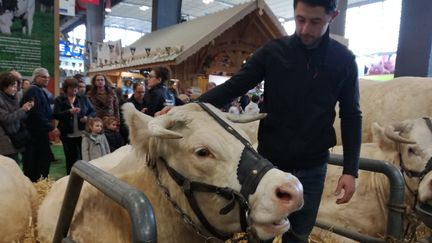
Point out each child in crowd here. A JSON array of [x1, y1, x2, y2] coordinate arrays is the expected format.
[[228, 99, 242, 114], [244, 94, 260, 114], [81, 117, 110, 161], [103, 116, 125, 152]]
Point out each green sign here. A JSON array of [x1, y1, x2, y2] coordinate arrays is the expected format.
[[0, 0, 54, 76]]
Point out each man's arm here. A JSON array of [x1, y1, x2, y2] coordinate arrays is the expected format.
[[338, 58, 362, 178], [335, 57, 362, 204]]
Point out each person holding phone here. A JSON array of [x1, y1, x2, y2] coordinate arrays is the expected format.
[[0, 72, 33, 163], [53, 77, 96, 174]]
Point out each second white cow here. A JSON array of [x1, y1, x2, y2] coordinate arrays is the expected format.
[[334, 77, 432, 144], [316, 117, 432, 242]]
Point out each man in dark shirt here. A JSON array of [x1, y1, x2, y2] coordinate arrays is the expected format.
[[21, 67, 60, 182], [199, 0, 362, 242], [128, 82, 147, 113]]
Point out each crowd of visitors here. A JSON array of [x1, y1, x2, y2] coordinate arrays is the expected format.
[[0, 65, 190, 181], [0, 65, 263, 183]]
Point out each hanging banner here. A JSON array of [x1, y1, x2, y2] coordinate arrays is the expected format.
[[0, 0, 54, 77]]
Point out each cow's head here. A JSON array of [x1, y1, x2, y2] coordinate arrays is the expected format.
[[123, 103, 303, 241], [373, 118, 432, 225]]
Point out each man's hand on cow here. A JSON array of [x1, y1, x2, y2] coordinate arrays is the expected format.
[[334, 174, 356, 204], [155, 106, 173, 116]]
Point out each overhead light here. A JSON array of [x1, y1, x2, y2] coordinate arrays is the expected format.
[[139, 5, 149, 11], [203, 0, 214, 4]]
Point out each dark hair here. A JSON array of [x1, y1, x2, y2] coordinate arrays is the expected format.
[[152, 66, 170, 82], [251, 94, 260, 103], [89, 74, 114, 95], [0, 72, 19, 91], [73, 73, 85, 82], [294, 0, 338, 14], [133, 82, 145, 91], [62, 77, 79, 93]]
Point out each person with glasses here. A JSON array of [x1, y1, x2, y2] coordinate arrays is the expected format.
[[53, 77, 96, 174], [198, 1, 362, 242], [127, 82, 147, 113], [20, 67, 60, 182], [144, 66, 183, 117]]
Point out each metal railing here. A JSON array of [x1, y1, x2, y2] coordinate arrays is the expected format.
[[315, 154, 405, 242], [52, 160, 157, 243]]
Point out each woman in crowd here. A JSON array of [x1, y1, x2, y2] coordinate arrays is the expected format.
[[88, 74, 120, 121], [0, 72, 33, 163], [53, 77, 96, 174], [145, 66, 182, 116]]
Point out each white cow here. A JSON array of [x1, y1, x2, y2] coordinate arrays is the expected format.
[[37, 103, 304, 243], [0, 0, 34, 35], [334, 77, 432, 144], [0, 155, 37, 242], [316, 117, 432, 242]]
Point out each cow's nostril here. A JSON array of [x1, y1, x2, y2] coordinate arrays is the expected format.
[[276, 187, 292, 201]]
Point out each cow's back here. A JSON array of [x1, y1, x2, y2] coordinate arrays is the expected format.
[[0, 155, 36, 242], [335, 77, 432, 144]]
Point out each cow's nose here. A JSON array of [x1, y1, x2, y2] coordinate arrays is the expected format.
[[274, 175, 304, 211]]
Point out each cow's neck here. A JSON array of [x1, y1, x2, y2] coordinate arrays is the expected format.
[[120, 165, 207, 243]]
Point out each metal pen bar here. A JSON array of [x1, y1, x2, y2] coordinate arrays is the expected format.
[[321, 154, 405, 241], [52, 160, 157, 243]]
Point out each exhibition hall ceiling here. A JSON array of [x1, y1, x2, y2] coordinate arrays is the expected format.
[[69, 0, 384, 34]]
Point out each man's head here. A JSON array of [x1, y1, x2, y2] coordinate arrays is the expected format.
[[133, 82, 145, 100], [293, 0, 339, 47], [32, 68, 50, 87]]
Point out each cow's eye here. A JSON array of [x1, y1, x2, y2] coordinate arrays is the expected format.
[[195, 147, 211, 157], [408, 147, 417, 155]]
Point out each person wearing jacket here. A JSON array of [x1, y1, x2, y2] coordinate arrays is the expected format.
[[144, 66, 183, 117], [21, 68, 60, 182], [0, 72, 33, 163], [88, 74, 120, 121], [198, 1, 362, 242], [53, 77, 96, 174], [81, 117, 110, 161]]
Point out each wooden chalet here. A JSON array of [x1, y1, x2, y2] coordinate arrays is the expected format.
[[88, 0, 286, 93]]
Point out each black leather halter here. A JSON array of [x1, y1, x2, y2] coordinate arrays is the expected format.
[[155, 102, 275, 240]]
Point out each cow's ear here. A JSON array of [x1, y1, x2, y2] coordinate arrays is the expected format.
[[372, 122, 397, 151], [122, 103, 153, 146]]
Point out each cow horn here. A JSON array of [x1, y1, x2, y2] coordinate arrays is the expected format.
[[148, 115, 183, 139], [384, 124, 416, 144], [225, 113, 267, 123]]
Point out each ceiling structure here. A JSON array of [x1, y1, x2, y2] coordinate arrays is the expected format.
[[61, 0, 385, 34]]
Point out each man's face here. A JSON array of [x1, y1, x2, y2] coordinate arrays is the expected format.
[[35, 72, 50, 87], [294, 2, 338, 47], [78, 82, 86, 94], [134, 84, 145, 100]]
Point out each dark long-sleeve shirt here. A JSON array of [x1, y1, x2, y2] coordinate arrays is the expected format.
[[53, 94, 96, 136], [199, 29, 362, 177], [21, 84, 54, 133]]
